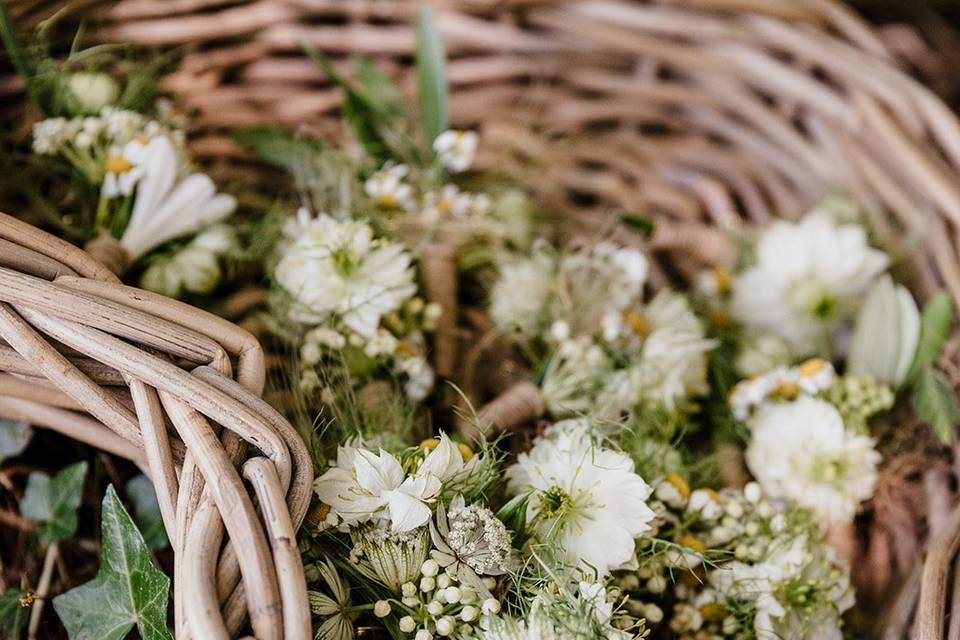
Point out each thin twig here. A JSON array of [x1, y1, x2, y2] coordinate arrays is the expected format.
[[27, 542, 58, 640]]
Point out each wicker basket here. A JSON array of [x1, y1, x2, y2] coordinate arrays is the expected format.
[[0, 212, 313, 639], [4, 0, 960, 638]]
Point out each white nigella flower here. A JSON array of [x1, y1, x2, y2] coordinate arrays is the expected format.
[[745, 396, 880, 526], [505, 420, 656, 575], [314, 446, 441, 532], [274, 213, 417, 337], [433, 130, 479, 173], [731, 212, 888, 355], [490, 248, 555, 338], [365, 163, 416, 211], [118, 135, 236, 259]]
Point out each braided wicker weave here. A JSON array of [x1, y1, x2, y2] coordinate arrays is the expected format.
[[4, 0, 960, 638], [0, 212, 313, 640]]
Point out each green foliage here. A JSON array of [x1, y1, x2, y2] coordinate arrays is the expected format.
[[912, 366, 960, 445], [53, 485, 172, 640], [125, 474, 168, 550], [0, 589, 30, 640], [233, 127, 328, 174], [496, 492, 530, 548], [620, 213, 656, 238], [19, 461, 87, 546], [0, 419, 32, 464], [908, 292, 953, 381], [415, 6, 449, 146]]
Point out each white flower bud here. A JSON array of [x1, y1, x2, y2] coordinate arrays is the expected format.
[[644, 603, 664, 624], [436, 574, 451, 589], [374, 600, 391, 618], [399, 616, 416, 632], [420, 577, 435, 592], [646, 575, 667, 594], [460, 605, 479, 622], [435, 617, 455, 636], [421, 559, 439, 577], [68, 72, 120, 114], [443, 586, 461, 604], [744, 482, 762, 503], [415, 630, 432, 640], [427, 600, 444, 616], [481, 598, 500, 615], [402, 582, 417, 597]]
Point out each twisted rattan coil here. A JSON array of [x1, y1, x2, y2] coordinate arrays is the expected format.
[[0, 212, 313, 640]]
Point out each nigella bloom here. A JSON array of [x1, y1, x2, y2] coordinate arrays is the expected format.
[[430, 496, 512, 594], [505, 420, 656, 575], [349, 524, 430, 593]]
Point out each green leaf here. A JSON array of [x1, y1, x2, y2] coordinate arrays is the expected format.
[[912, 366, 960, 444], [496, 492, 530, 548], [233, 126, 327, 173], [621, 213, 656, 238], [19, 461, 87, 546], [305, 47, 397, 163], [0, 419, 31, 464], [415, 5, 449, 145], [53, 485, 172, 640], [908, 292, 953, 381], [125, 474, 168, 550], [0, 588, 30, 640]]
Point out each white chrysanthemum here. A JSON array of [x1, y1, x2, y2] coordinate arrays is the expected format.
[[434, 130, 479, 173], [275, 213, 417, 337], [745, 397, 880, 526], [732, 213, 888, 355], [505, 420, 655, 575]]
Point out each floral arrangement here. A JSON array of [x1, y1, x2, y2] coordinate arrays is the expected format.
[[1, 6, 958, 640]]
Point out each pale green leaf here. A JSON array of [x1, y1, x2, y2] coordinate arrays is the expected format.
[[233, 127, 327, 174], [908, 292, 953, 381], [415, 5, 449, 145], [0, 588, 30, 640], [0, 419, 31, 464], [53, 485, 172, 640], [125, 474, 168, 550], [912, 366, 960, 444], [19, 461, 87, 546]]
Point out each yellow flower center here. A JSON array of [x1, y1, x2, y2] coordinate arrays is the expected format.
[[664, 472, 691, 499], [678, 534, 705, 552], [798, 357, 827, 378], [457, 443, 474, 461], [773, 381, 800, 399], [710, 309, 733, 329], [700, 602, 726, 621], [701, 488, 722, 504], [396, 341, 416, 358], [305, 502, 331, 529], [377, 193, 399, 209], [713, 268, 732, 294], [104, 155, 134, 174], [622, 310, 650, 336], [420, 437, 441, 450]]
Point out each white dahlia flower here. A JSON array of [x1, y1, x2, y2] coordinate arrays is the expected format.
[[274, 213, 417, 337], [731, 213, 888, 356], [744, 396, 880, 526]]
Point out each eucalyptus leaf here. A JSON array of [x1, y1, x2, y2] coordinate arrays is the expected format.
[[0, 588, 30, 640], [19, 461, 87, 546], [0, 420, 31, 465], [125, 474, 168, 550], [415, 5, 449, 146], [53, 485, 172, 640], [912, 366, 960, 445], [908, 292, 953, 381]]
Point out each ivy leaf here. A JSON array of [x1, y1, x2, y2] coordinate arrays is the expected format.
[[19, 461, 87, 546], [125, 474, 168, 550], [0, 419, 31, 465], [907, 292, 953, 382], [912, 366, 960, 445], [0, 588, 30, 640], [53, 485, 172, 640], [415, 5, 449, 146]]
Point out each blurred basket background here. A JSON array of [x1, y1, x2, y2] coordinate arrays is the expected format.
[[4, 0, 960, 638]]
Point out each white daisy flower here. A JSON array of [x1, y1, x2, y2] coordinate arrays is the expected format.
[[728, 358, 835, 420], [744, 396, 880, 526], [274, 213, 417, 337], [433, 130, 479, 173], [505, 419, 656, 575], [731, 212, 888, 355], [102, 138, 150, 198], [365, 163, 416, 211], [118, 135, 236, 259], [422, 184, 475, 221]]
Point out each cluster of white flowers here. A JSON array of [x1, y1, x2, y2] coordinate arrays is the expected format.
[[728, 357, 836, 420], [505, 419, 656, 576], [139, 225, 236, 297], [731, 212, 888, 357]]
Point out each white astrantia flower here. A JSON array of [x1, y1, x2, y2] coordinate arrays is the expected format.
[[505, 419, 656, 575], [365, 163, 416, 211], [274, 212, 417, 337], [434, 129, 479, 173], [731, 212, 888, 356], [118, 135, 236, 259], [745, 396, 880, 526], [313, 446, 441, 532]]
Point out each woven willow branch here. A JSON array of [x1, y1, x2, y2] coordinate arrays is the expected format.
[[0, 212, 313, 640]]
